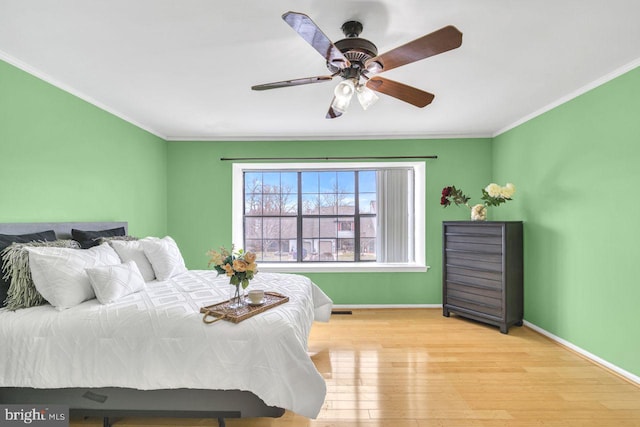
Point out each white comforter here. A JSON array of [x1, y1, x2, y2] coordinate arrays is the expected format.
[[0, 271, 332, 418]]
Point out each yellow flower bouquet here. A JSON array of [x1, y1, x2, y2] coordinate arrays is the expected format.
[[207, 246, 258, 307]]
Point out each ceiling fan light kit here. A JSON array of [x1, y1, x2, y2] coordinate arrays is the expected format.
[[356, 84, 379, 110], [332, 80, 356, 114], [252, 11, 463, 119]]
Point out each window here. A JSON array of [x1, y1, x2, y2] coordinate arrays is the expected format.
[[232, 162, 426, 272]]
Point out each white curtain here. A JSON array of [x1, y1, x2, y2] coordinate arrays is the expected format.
[[376, 168, 414, 263]]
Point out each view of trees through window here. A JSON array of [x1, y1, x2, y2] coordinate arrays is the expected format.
[[244, 170, 377, 262]]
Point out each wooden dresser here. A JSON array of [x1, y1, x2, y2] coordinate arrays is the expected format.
[[442, 221, 523, 333]]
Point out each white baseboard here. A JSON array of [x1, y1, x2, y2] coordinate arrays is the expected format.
[[524, 320, 640, 385], [329, 305, 640, 385]]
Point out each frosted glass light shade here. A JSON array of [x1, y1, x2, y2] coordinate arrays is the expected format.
[[334, 79, 355, 99], [356, 85, 379, 110], [332, 80, 356, 113]]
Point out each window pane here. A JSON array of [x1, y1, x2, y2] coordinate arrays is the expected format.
[[279, 192, 297, 215], [292, 241, 312, 261], [264, 241, 290, 261], [245, 172, 262, 193], [360, 238, 376, 261], [245, 217, 262, 239], [359, 192, 376, 214], [262, 172, 280, 189], [319, 171, 336, 193], [337, 239, 355, 261], [245, 193, 262, 215], [337, 171, 355, 193], [281, 217, 297, 239], [263, 218, 280, 240], [302, 194, 319, 214], [360, 216, 376, 238], [301, 239, 315, 260], [280, 241, 294, 260], [245, 239, 263, 260], [318, 239, 335, 261], [280, 172, 297, 192], [263, 239, 279, 257], [319, 194, 337, 215], [319, 217, 337, 238], [262, 193, 280, 214], [359, 170, 376, 192], [338, 193, 355, 215], [301, 172, 318, 193], [337, 217, 355, 238], [302, 218, 319, 238], [261, 246, 275, 261]]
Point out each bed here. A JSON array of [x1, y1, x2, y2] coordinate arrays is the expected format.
[[0, 222, 332, 426]]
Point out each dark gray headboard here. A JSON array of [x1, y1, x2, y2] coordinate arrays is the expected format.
[[0, 222, 128, 240]]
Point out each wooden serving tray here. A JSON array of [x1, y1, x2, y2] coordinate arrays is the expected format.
[[200, 291, 289, 324]]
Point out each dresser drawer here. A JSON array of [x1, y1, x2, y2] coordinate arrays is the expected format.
[[445, 280, 503, 316], [446, 265, 502, 281], [444, 240, 502, 253], [445, 224, 503, 236], [446, 251, 503, 271], [446, 268, 502, 290], [446, 281, 503, 300], [445, 294, 502, 318], [445, 234, 502, 245]]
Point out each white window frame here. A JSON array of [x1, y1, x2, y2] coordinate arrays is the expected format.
[[232, 162, 427, 273]]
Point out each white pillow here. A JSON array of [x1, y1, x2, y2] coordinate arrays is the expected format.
[[140, 236, 187, 281], [109, 240, 156, 282], [86, 261, 145, 304], [27, 243, 121, 310]]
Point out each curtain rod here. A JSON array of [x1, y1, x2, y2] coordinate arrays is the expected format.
[[220, 155, 437, 161]]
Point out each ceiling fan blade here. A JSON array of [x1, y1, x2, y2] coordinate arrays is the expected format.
[[366, 76, 435, 108], [326, 97, 343, 119], [252, 75, 334, 91], [282, 11, 350, 69], [365, 25, 462, 74]]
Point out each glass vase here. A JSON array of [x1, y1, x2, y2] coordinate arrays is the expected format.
[[228, 283, 246, 309], [471, 204, 487, 221]]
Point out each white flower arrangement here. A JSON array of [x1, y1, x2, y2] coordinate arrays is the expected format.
[[482, 183, 516, 206]]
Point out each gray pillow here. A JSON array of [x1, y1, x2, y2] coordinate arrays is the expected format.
[[0, 230, 56, 307], [72, 227, 126, 249], [1, 239, 80, 310]]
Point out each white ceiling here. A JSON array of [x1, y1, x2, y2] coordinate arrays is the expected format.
[[1, 0, 639, 141]]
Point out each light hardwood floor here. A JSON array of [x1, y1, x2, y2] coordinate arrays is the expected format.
[[72, 309, 640, 426]]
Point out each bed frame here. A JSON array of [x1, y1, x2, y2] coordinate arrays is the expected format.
[[0, 222, 285, 427]]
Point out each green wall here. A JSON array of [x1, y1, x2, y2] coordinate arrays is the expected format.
[[0, 60, 167, 237], [167, 138, 491, 305], [492, 67, 640, 377]]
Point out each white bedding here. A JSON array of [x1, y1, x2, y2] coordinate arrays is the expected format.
[[0, 271, 332, 418]]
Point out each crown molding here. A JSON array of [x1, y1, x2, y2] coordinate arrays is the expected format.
[[494, 58, 640, 138], [0, 50, 167, 140], [164, 131, 493, 142]]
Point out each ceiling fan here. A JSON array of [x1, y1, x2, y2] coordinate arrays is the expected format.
[[252, 11, 463, 119]]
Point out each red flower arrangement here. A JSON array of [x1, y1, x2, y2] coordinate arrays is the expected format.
[[440, 186, 470, 207]]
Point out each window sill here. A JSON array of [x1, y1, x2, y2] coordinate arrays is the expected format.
[[258, 262, 430, 273]]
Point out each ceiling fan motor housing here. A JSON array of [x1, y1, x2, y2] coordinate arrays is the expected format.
[[327, 20, 379, 78]]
